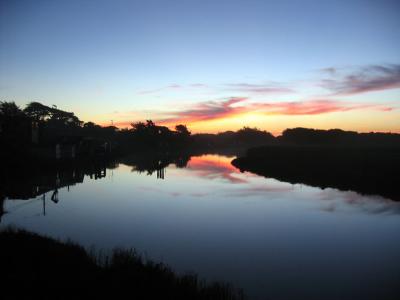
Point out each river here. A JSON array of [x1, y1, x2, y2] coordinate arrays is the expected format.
[[1, 154, 399, 299]]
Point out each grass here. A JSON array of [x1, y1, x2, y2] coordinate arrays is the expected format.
[[0, 227, 245, 300]]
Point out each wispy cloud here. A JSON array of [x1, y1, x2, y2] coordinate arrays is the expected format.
[[137, 81, 294, 95], [251, 99, 390, 115], [320, 67, 337, 76], [158, 97, 393, 125], [320, 64, 400, 95], [190, 83, 208, 88], [159, 97, 248, 124], [168, 84, 181, 89], [138, 64, 400, 97], [138, 84, 182, 94], [224, 83, 294, 94]]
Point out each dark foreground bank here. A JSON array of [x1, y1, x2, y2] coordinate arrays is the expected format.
[[0, 228, 244, 300], [232, 146, 400, 201]]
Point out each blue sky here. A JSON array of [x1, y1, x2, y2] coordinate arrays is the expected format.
[[1, 0, 399, 133]]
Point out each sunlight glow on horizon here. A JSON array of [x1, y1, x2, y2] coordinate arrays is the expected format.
[[98, 108, 400, 136], [1, 0, 399, 134]]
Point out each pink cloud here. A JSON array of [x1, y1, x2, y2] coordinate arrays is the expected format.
[[158, 97, 248, 124], [252, 99, 388, 115], [158, 98, 394, 125]]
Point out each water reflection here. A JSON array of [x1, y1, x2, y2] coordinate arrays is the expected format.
[[120, 153, 190, 178], [187, 155, 249, 183], [2, 154, 400, 223], [316, 189, 400, 215], [0, 160, 115, 221], [184, 155, 400, 215], [1, 154, 399, 299]]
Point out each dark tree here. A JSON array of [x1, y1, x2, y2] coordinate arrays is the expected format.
[[175, 124, 191, 137], [24, 102, 83, 127], [24, 102, 52, 121], [0, 101, 24, 117]]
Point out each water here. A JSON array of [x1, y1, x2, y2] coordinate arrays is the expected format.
[[1, 154, 400, 299]]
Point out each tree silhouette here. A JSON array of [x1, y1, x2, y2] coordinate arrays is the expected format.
[[24, 102, 52, 121], [175, 124, 191, 137], [0, 101, 24, 117], [24, 102, 82, 127]]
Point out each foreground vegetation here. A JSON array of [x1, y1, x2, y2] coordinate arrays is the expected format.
[[0, 228, 244, 300]]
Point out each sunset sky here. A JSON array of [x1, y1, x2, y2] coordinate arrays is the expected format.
[[1, 0, 399, 134]]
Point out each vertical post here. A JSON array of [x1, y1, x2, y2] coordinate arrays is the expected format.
[[42, 194, 46, 216]]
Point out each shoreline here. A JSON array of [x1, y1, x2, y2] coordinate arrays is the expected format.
[[232, 145, 400, 201], [0, 227, 245, 299]]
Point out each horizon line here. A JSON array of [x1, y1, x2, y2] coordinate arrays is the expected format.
[[97, 122, 400, 137]]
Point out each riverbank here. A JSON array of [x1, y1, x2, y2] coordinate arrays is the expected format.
[[0, 228, 244, 299], [232, 145, 400, 201]]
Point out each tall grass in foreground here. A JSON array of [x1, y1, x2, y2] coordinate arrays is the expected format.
[[0, 227, 245, 300]]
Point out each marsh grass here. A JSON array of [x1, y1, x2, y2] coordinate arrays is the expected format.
[[0, 227, 245, 300]]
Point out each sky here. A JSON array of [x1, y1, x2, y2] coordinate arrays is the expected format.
[[1, 0, 399, 134]]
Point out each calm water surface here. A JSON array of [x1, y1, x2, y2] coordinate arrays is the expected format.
[[2, 155, 400, 299]]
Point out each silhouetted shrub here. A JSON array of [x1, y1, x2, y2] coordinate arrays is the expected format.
[[0, 227, 245, 300]]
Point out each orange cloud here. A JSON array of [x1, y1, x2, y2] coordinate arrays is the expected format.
[[157, 98, 394, 126], [102, 97, 395, 133], [159, 97, 248, 125]]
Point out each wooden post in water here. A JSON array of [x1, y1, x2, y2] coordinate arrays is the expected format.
[[42, 194, 46, 216]]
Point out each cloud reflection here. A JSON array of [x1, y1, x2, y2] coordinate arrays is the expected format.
[[186, 155, 400, 215], [187, 155, 247, 184], [317, 188, 400, 215]]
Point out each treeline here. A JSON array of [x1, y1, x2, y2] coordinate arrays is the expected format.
[[278, 127, 400, 147], [1, 101, 399, 156], [192, 128, 275, 152], [0, 101, 193, 154], [0, 101, 276, 155]]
